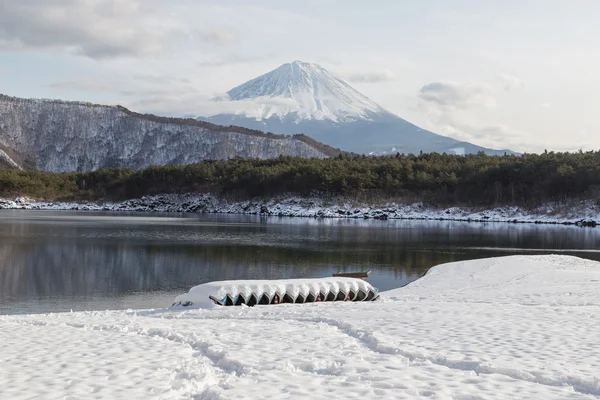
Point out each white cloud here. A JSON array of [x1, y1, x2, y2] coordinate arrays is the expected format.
[[46, 75, 301, 118], [132, 95, 298, 119], [133, 75, 192, 85], [339, 69, 397, 83], [421, 108, 532, 151], [0, 0, 235, 59], [197, 54, 273, 68], [46, 75, 201, 112], [418, 81, 497, 109], [416, 82, 533, 151], [498, 74, 526, 92], [194, 29, 237, 46], [197, 96, 298, 119], [48, 79, 123, 94]]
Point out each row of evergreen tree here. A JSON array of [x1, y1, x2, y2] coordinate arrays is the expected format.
[[1, 151, 599, 206]]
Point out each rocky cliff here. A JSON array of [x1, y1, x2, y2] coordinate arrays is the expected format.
[[0, 94, 329, 172]]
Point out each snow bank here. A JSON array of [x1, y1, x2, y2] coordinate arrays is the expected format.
[[1, 255, 600, 399], [1, 194, 599, 227]]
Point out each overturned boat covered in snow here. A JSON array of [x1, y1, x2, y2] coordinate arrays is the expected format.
[[172, 278, 379, 308]]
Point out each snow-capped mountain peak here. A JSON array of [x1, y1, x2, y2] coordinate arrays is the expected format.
[[199, 62, 516, 156], [214, 61, 387, 123]]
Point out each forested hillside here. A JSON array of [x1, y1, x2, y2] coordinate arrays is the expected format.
[[1, 151, 599, 206], [0, 94, 335, 172]]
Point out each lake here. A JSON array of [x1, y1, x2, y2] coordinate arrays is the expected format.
[[1, 210, 599, 315]]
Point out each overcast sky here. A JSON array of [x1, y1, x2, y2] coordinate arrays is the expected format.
[[1, 0, 599, 153]]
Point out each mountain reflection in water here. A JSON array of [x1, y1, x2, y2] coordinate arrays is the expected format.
[[1, 211, 599, 314]]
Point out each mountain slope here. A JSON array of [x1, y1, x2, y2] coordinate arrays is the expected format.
[[0, 149, 20, 169], [0, 94, 333, 172], [205, 113, 509, 156], [221, 60, 385, 122], [199, 61, 514, 155]]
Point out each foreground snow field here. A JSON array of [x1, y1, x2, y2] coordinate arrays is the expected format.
[[1, 255, 599, 399]]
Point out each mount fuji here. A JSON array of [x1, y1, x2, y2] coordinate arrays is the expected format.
[[198, 61, 514, 155]]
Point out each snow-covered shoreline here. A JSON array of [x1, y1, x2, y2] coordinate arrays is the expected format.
[[2, 255, 600, 399], [1, 193, 599, 227]]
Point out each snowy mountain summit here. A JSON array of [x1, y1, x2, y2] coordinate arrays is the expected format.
[[219, 60, 385, 123], [201, 61, 515, 156]]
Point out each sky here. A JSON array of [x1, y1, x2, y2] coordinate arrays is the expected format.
[[1, 0, 599, 153]]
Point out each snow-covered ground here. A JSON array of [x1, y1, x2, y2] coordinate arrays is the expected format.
[[1, 255, 599, 399], [1, 194, 599, 226]]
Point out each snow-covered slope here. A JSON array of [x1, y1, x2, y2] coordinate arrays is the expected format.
[[200, 61, 514, 156], [221, 60, 386, 122], [0, 149, 21, 169], [0, 94, 330, 172], [1, 255, 599, 399]]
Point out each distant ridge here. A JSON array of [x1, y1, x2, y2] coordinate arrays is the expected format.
[[0, 93, 340, 172]]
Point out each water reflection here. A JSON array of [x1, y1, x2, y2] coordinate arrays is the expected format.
[[1, 211, 599, 315]]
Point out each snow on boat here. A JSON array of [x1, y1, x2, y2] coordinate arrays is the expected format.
[[172, 277, 379, 308]]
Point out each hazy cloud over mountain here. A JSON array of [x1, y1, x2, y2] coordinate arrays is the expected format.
[[498, 74, 526, 92], [342, 69, 397, 83], [418, 82, 497, 110]]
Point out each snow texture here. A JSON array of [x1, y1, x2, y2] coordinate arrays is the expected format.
[[0, 94, 328, 172], [1, 194, 599, 227], [1, 255, 600, 399], [217, 61, 386, 123]]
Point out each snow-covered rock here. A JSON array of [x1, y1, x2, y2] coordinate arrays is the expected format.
[[0, 93, 329, 172], [1, 194, 599, 227], [2, 255, 600, 399]]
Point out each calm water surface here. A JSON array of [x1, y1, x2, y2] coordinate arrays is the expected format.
[[1, 210, 600, 315]]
